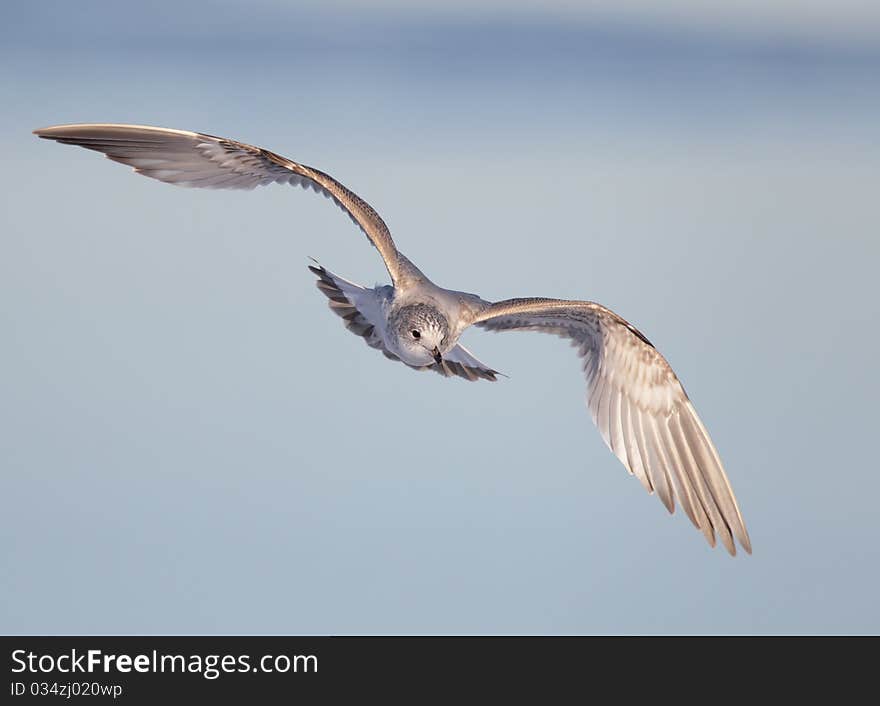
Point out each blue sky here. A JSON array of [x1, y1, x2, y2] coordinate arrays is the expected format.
[[2, 1, 879, 634]]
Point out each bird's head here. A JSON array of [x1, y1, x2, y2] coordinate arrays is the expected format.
[[393, 304, 449, 366]]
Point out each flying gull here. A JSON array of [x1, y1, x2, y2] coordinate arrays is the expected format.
[[33, 123, 752, 555]]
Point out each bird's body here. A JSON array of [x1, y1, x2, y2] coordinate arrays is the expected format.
[[34, 123, 752, 555]]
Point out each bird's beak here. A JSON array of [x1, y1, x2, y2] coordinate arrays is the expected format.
[[432, 347, 442, 364]]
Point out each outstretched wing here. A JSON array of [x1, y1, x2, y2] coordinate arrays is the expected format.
[[33, 123, 414, 284], [311, 265, 498, 382], [471, 298, 751, 555]]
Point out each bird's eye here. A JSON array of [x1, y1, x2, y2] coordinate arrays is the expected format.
[[411, 330, 421, 339]]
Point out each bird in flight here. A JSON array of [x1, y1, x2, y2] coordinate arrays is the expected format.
[[34, 123, 751, 555]]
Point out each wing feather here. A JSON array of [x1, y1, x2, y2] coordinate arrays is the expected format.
[[657, 415, 713, 542], [633, 410, 672, 513], [623, 397, 653, 494]]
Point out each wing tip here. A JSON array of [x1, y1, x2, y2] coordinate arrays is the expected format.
[[33, 126, 57, 139], [716, 530, 752, 557], [704, 527, 717, 548], [33, 124, 92, 139]]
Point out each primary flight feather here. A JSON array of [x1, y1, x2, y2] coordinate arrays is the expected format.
[[34, 123, 751, 555]]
